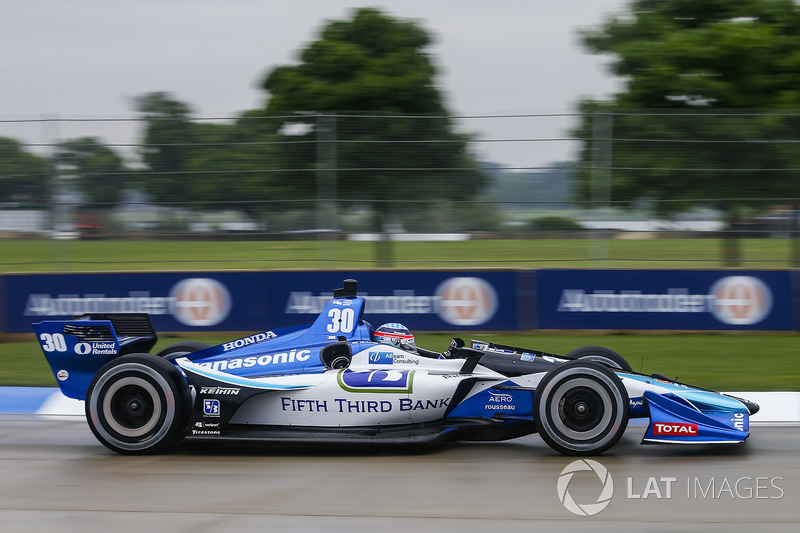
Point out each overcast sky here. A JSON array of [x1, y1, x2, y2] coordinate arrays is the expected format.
[[1, 0, 630, 168]]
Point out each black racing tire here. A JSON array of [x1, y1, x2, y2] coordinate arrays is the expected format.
[[156, 341, 211, 360], [566, 345, 633, 372], [534, 360, 629, 456], [85, 354, 191, 455]]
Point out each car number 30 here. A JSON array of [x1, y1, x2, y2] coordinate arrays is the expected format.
[[40, 333, 68, 352], [327, 308, 355, 334]]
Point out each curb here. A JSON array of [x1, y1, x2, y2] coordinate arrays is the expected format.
[[0, 387, 84, 416], [1, 387, 798, 422]]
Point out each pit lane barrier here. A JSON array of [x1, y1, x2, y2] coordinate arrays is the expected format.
[[0, 387, 797, 423]]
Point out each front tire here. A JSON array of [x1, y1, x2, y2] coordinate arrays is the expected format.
[[85, 354, 191, 454], [534, 361, 629, 455]]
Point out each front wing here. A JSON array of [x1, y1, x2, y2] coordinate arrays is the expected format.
[[642, 391, 750, 444]]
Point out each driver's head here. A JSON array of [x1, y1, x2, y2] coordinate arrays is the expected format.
[[374, 323, 416, 352]]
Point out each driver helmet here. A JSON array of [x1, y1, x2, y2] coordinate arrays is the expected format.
[[374, 323, 416, 352]]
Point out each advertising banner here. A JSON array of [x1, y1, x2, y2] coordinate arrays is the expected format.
[[2, 269, 794, 334], [3, 271, 518, 334], [536, 270, 793, 331]]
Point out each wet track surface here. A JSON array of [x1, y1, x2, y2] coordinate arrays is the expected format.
[[0, 417, 797, 532]]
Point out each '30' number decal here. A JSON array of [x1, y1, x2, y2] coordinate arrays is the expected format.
[[40, 333, 67, 352], [327, 308, 355, 334]]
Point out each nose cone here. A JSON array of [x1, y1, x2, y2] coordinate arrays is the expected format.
[[722, 394, 760, 415]]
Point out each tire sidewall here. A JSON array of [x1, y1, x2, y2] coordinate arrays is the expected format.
[[86, 354, 188, 454], [566, 345, 633, 372], [534, 361, 629, 455], [156, 341, 211, 360]]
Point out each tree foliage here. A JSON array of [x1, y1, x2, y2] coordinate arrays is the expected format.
[[260, 7, 485, 228], [55, 137, 127, 205], [264, 8, 440, 114], [583, 0, 800, 109], [0, 137, 49, 205], [134, 92, 281, 215], [575, 0, 800, 221]]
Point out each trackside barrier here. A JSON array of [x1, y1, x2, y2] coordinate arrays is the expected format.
[[536, 269, 796, 331], [0, 269, 796, 334]]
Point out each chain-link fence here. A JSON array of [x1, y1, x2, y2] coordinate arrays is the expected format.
[[1, 111, 799, 268]]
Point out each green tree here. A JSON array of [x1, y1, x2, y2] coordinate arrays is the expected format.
[[135, 93, 281, 219], [260, 7, 485, 257], [55, 137, 127, 205], [576, 0, 800, 264], [0, 137, 49, 205], [180, 111, 283, 219], [135, 92, 198, 202]]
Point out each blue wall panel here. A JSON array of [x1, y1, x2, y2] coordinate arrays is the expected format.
[[536, 270, 793, 331]]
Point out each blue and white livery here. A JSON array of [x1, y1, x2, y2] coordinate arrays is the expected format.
[[33, 279, 758, 455]]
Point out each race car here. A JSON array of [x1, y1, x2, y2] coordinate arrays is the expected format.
[[33, 279, 759, 455]]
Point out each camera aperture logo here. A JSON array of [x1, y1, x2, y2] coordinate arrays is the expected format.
[[557, 459, 614, 517]]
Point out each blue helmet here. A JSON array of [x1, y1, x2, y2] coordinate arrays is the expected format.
[[374, 323, 416, 352]]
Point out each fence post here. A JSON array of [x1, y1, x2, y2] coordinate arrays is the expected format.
[[41, 114, 72, 270], [793, 204, 800, 268], [316, 113, 337, 265], [590, 112, 613, 264]]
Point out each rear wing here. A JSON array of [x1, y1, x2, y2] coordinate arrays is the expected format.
[[33, 313, 158, 400]]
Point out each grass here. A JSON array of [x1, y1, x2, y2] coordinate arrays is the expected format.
[[1, 237, 798, 271], [5, 332, 798, 390]]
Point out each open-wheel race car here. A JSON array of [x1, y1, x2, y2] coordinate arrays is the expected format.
[[34, 279, 759, 455]]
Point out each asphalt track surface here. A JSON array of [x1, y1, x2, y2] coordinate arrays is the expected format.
[[0, 417, 797, 533]]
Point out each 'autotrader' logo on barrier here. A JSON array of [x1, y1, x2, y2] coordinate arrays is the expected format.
[[435, 277, 497, 326], [710, 276, 772, 326], [555, 274, 777, 327], [558, 459, 614, 516], [170, 278, 231, 326]]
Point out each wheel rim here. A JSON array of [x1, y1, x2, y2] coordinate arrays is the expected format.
[[102, 377, 162, 438], [547, 377, 615, 442], [559, 386, 605, 433]]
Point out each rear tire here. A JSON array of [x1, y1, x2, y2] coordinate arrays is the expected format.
[[534, 360, 629, 455], [85, 354, 191, 454], [566, 345, 633, 372], [156, 341, 211, 360]]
